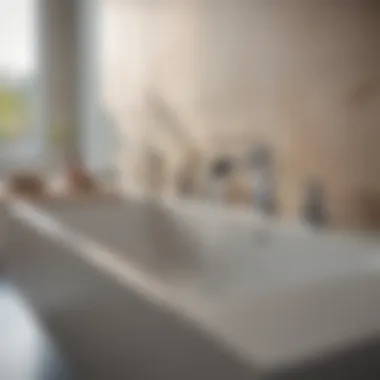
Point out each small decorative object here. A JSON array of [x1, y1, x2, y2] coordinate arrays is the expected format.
[[301, 180, 327, 227], [66, 165, 100, 196], [54, 123, 101, 196], [7, 172, 46, 199]]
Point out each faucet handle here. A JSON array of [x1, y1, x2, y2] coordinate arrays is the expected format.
[[210, 157, 234, 179]]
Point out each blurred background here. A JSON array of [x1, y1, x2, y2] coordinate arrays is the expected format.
[[2, 1, 380, 379], [2, 0, 380, 229]]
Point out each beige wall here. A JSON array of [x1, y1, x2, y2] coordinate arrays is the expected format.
[[102, 0, 380, 228]]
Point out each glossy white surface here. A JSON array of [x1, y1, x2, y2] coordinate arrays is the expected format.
[[7, 198, 380, 370]]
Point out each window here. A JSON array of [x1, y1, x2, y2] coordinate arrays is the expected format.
[[0, 0, 36, 154]]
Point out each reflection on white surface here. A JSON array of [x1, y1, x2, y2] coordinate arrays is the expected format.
[[0, 283, 72, 380], [0, 284, 43, 379]]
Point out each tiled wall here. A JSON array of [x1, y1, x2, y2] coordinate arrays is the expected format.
[[102, 1, 380, 229]]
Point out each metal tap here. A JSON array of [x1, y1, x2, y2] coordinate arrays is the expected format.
[[209, 157, 234, 204], [249, 144, 277, 216]]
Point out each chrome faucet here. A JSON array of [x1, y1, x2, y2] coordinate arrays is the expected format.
[[209, 157, 234, 204], [249, 144, 277, 217]]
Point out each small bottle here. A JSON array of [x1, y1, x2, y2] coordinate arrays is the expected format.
[[302, 180, 327, 228]]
